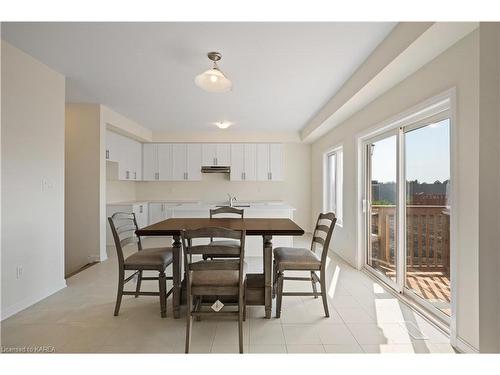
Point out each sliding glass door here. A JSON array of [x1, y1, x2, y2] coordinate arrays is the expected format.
[[404, 118, 451, 316], [366, 132, 399, 288], [364, 115, 451, 320]]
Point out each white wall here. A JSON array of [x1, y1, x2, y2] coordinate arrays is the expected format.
[[477, 23, 500, 353], [65, 103, 103, 275], [311, 31, 480, 350], [1, 41, 66, 319]]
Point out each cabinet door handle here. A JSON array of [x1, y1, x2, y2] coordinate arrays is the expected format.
[[106, 150, 109, 159], [134, 171, 137, 180], [126, 171, 130, 179], [215, 157, 218, 165], [241, 172, 244, 180], [139, 205, 143, 213], [161, 204, 164, 212]]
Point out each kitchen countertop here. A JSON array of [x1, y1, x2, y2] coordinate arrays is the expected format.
[[107, 200, 295, 210]]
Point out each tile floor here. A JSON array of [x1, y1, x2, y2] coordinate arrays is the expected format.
[[0, 235, 456, 354]]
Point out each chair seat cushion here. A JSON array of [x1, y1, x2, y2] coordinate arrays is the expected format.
[[124, 247, 173, 270], [273, 247, 321, 270], [191, 260, 246, 287]]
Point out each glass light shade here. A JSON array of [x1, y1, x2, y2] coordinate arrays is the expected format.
[[214, 121, 232, 129], [195, 68, 232, 93]]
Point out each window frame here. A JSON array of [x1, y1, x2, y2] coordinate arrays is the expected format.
[[323, 145, 343, 226]]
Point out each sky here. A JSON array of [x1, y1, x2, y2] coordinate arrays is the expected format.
[[371, 119, 450, 184]]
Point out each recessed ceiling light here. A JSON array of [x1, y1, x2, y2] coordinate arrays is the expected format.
[[213, 121, 232, 129], [195, 52, 232, 93]]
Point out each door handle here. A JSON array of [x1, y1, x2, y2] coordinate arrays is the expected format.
[[106, 150, 109, 159], [134, 171, 137, 180], [126, 171, 130, 179]]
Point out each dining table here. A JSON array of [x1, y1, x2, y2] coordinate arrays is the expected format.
[[135, 217, 304, 319]]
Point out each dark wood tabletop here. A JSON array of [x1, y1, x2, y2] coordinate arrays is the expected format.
[[136, 217, 304, 236]]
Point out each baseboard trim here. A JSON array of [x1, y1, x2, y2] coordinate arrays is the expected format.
[[454, 336, 479, 353], [0, 280, 67, 321]]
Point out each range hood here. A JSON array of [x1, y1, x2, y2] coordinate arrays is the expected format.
[[201, 165, 231, 173]]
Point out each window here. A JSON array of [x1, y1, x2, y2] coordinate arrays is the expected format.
[[324, 147, 343, 225]]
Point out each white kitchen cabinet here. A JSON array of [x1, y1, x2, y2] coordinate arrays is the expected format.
[[142, 143, 157, 180], [157, 144, 173, 180], [106, 130, 142, 181], [230, 144, 257, 181], [172, 143, 202, 181], [148, 202, 175, 225], [202, 144, 230, 166], [172, 144, 186, 180], [256, 143, 283, 181], [269, 143, 283, 181], [187, 144, 202, 180], [133, 202, 148, 228], [142, 143, 173, 181]]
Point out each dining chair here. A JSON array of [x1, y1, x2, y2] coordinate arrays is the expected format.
[[181, 227, 247, 353], [273, 212, 336, 318], [108, 212, 174, 318], [203, 206, 244, 260]]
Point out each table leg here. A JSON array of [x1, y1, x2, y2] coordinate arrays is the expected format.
[[172, 235, 182, 319], [263, 235, 273, 319]]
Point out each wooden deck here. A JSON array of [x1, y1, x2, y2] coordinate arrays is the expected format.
[[384, 267, 451, 315], [370, 205, 451, 315]]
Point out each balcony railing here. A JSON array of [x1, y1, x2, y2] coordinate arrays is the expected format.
[[371, 205, 450, 272]]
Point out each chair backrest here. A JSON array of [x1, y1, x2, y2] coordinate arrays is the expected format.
[[209, 206, 244, 242], [310, 212, 337, 264], [108, 212, 142, 267], [209, 206, 244, 219], [181, 227, 246, 287]]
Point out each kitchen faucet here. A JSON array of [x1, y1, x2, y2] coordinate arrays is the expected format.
[[227, 193, 237, 207]]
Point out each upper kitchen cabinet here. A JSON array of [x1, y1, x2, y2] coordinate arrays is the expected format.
[[157, 144, 173, 180], [202, 143, 231, 166], [143, 143, 173, 181], [230, 144, 257, 181], [142, 143, 157, 180], [172, 143, 202, 181], [106, 129, 142, 181], [256, 143, 283, 181]]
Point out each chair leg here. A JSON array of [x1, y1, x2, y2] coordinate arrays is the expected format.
[[159, 271, 167, 318], [276, 271, 284, 318], [135, 270, 143, 298], [320, 269, 329, 318], [243, 279, 247, 322], [114, 269, 124, 316], [272, 260, 276, 298], [238, 287, 244, 353], [185, 296, 193, 353], [195, 296, 202, 321], [311, 271, 318, 299]]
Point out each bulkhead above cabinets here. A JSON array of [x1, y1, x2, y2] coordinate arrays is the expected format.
[[105, 129, 284, 182]]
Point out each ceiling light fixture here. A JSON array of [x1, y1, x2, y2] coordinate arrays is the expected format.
[[213, 121, 232, 129], [195, 52, 232, 93]]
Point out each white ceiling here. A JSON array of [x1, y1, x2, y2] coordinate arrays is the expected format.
[[2, 22, 395, 132]]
